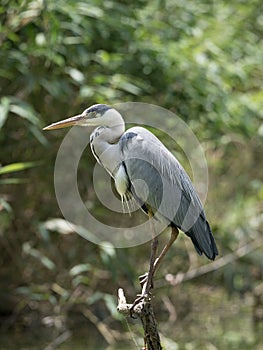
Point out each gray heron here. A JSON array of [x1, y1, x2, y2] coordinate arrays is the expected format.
[[44, 104, 218, 285]]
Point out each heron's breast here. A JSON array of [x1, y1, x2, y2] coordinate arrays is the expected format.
[[114, 164, 129, 197]]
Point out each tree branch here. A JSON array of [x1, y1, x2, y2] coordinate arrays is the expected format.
[[117, 214, 163, 349], [117, 288, 162, 350], [163, 236, 263, 287]]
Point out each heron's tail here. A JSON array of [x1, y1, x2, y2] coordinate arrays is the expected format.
[[186, 217, 218, 260]]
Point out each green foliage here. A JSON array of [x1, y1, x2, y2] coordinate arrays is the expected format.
[[0, 0, 262, 348], [0, 161, 38, 175]]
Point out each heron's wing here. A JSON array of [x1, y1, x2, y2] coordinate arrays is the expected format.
[[119, 126, 201, 218], [119, 126, 218, 260]]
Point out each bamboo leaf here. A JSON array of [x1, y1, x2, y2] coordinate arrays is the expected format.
[[9, 104, 39, 125], [23, 242, 55, 270], [0, 97, 10, 129], [0, 178, 28, 185], [69, 263, 91, 276], [0, 198, 12, 212], [0, 161, 40, 175]]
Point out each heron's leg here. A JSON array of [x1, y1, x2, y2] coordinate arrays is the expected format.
[[130, 226, 179, 316], [130, 212, 158, 315], [142, 212, 159, 295], [139, 226, 179, 293], [152, 226, 179, 275]]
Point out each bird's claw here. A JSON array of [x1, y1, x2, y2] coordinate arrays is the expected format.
[[139, 272, 148, 287], [139, 272, 153, 289], [129, 272, 154, 317], [129, 292, 151, 318]]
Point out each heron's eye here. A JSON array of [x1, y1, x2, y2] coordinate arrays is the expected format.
[[88, 111, 97, 118]]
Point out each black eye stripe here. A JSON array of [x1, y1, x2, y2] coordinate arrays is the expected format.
[[84, 104, 111, 116]]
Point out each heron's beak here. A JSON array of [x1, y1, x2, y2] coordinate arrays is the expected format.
[[43, 114, 84, 130]]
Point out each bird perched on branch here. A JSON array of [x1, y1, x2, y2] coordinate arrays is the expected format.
[[44, 104, 218, 276]]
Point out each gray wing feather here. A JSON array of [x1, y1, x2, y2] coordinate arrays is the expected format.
[[119, 127, 218, 260]]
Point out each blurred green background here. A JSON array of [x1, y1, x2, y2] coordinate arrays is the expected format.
[[0, 0, 263, 349]]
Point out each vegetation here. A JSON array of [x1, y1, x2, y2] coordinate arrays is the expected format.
[[0, 0, 262, 349]]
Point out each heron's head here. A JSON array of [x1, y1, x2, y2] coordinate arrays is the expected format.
[[43, 104, 123, 130]]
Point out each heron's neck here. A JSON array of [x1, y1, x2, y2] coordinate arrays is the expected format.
[[98, 123, 125, 144], [91, 122, 125, 176]]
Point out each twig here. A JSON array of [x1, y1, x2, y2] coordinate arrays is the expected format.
[[117, 288, 133, 315], [117, 288, 162, 350], [82, 308, 116, 345], [44, 330, 72, 350], [139, 300, 162, 350], [117, 213, 163, 350], [163, 236, 263, 286]]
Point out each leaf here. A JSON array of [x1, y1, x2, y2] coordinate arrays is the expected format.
[[111, 74, 141, 95], [72, 275, 90, 287], [0, 97, 10, 129], [77, 2, 104, 18], [100, 241, 116, 258], [9, 103, 39, 125], [69, 263, 91, 276], [103, 294, 122, 320], [86, 292, 104, 305], [99, 242, 116, 268], [22, 242, 55, 270], [65, 67, 85, 83], [43, 218, 75, 235], [43, 219, 99, 242], [0, 161, 40, 175], [29, 124, 49, 147], [0, 198, 12, 212], [0, 178, 28, 185], [16, 286, 31, 296], [4, 97, 41, 126], [15, 287, 51, 303]]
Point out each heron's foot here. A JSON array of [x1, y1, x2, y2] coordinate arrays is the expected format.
[[129, 272, 153, 318], [139, 271, 154, 289], [129, 291, 152, 318], [139, 272, 148, 287]]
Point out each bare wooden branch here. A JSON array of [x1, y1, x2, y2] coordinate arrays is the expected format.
[[44, 330, 72, 350], [117, 288, 162, 350], [116, 215, 179, 349], [139, 297, 162, 350], [117, 288, 133, 315], [163, 236, 263, 287], [82, 308, 116, 345]]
